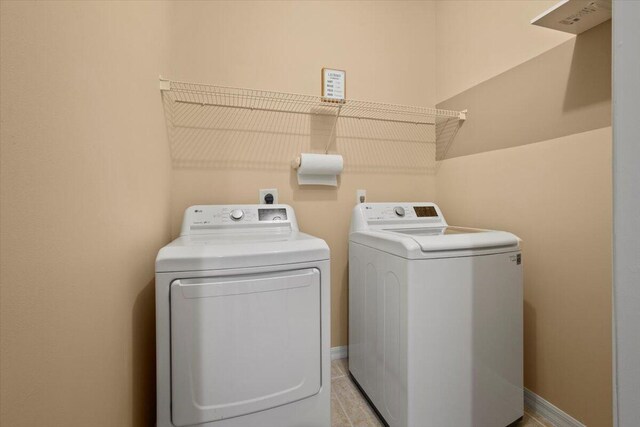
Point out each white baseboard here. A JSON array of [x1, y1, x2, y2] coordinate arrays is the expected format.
[[525, 388, 586, 427], [330, 345, 348, 360]]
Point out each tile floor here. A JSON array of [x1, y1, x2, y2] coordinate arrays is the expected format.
[[330, 358, 553, 427]]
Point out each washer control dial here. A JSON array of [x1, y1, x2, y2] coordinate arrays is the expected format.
[[230, 209, 244, 221], [394, 206, 405, 217]]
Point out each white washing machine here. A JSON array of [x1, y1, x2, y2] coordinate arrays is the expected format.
[[156, 204, 330, 427], [349, 202, 523, 427]]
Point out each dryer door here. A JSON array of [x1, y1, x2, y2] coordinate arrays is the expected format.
[[170, 268, 321, 427]]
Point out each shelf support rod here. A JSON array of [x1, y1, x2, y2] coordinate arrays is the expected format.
[[438, 119, 464, 162], [325, 104, 342, 154]]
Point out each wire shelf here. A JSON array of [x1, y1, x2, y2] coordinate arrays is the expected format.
[[160, 78, 466, 171]]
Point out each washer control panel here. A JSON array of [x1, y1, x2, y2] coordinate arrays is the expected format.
[[258, 208, 288, 222], [394, 206, 405, 217], [230, 209, 244, 221], [181, 204, 297, 235], [352, 203, 447, 231]]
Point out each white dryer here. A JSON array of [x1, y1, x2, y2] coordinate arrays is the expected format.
[[156, 204, 330, 427], [349, 203, 523, 427]]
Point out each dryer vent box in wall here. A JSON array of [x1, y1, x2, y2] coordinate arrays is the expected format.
[[531, 0, 611, 34]]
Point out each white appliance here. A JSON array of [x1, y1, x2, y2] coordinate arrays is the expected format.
[[349, 203, 523, 427], [156, 204, 330, 427]]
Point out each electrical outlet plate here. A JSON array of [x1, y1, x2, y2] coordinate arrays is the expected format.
[[259, 188, 278, 205], [356, 189, 366, 204]]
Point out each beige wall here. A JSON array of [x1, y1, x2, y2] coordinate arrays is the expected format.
[[0, 1, 614, 426], [435, 0, 573, 103], [435, 2, 612, 426], [167, 1, 438, 348], [436, 129, 612, 426], [0, 2, 172, 426], [0, 2, 438, 424]]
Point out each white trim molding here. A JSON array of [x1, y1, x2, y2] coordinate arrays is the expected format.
[[331, 345, 348, 360], [613, 2, 640, 426], [525, 388, 586, 427]]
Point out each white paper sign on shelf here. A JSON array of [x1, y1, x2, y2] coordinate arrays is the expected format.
[[322, 68, 346, 102]]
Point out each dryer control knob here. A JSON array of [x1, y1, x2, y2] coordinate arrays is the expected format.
[[230, 209, 244, 221], [394, 206, 405, 217]]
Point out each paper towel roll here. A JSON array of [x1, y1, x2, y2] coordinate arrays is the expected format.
[[295, 153, 344, 186]]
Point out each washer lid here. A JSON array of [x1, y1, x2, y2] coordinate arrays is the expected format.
[[386, 226, 519, 252], [350, 227, 519, 259], [349, 203, 520, 258], [156, 231, 329, 272], [387, 226, 486, 237]]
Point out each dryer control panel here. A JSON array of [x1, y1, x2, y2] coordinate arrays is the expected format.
[[180, 204, 299, 236], [350, 202, 448, 233]]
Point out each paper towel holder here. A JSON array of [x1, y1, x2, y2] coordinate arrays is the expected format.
[[291, 156, 302, 170], [292, 153, 344, 187]]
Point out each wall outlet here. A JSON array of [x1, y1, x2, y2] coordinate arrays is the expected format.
[[356, 189, 366, 204], [259, 188, 278, 204]]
